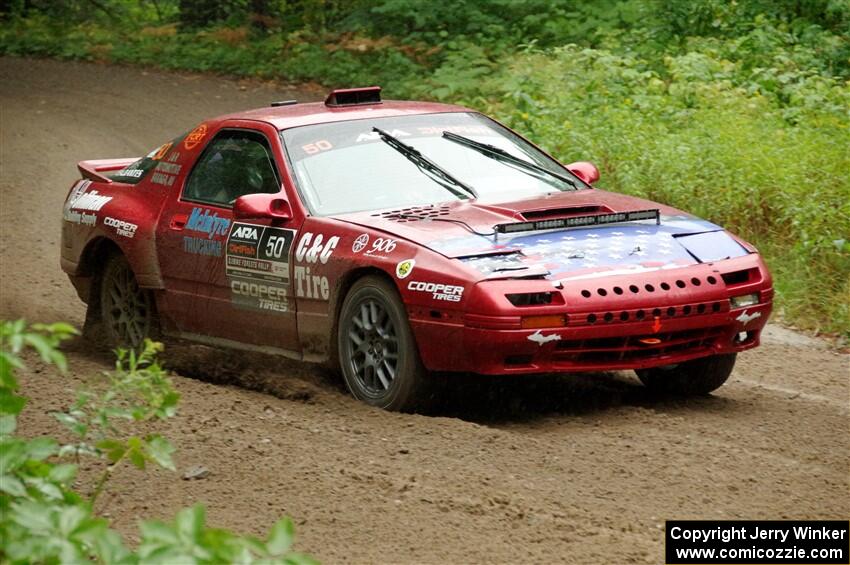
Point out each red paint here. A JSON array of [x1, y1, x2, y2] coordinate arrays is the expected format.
[[652, 316, 662, 333], [60, 96, 774, 374]]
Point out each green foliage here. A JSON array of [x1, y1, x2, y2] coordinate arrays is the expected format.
[[1, 0, 848, 334], [0, 320, 316, 564], [458, 45, 849, 334]]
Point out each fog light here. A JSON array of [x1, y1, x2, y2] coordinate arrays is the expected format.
[[730, 293, 759, 308], [521, 314, 567, 329]]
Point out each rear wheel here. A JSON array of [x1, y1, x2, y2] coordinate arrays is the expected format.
[[337, 276, 427, 411], [98, 254, 157, 349], [636, 353, 736, 395]]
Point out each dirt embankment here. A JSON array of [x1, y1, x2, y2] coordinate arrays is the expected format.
[[1, 57, 848, 564]]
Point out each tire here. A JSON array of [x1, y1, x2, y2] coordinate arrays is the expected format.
[[97, 254, 157, 349], [635, 353, 736, 395], [337, 275, 427, 411]]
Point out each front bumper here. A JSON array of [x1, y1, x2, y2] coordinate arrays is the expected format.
[[410, 256, 773, 375]]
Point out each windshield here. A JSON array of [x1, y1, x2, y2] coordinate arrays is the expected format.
[[281, 112, 586, 216]]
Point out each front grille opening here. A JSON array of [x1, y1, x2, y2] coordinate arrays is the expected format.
[[722, 268, 755, 286], [506, 291, 562, 307], [505, 354, 534, 366], [555, 327, 722, 364]]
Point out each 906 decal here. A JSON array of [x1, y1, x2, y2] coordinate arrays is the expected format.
[[225, 222, 295, 314], [352, 234, 397, 256]]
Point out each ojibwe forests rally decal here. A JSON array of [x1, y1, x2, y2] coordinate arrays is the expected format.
[[225, 223, 295, 314]]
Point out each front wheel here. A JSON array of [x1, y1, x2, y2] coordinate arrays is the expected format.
[[97, 254, 157, 349], [635, 353, 737, 395], [337, 276, 427, 411]]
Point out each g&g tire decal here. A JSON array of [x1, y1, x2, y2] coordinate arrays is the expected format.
[[294, 232, 340, 301]]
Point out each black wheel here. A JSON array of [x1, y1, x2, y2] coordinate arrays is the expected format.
[[337, 276, 427, 411], [636, 353, 737, 395], [98, 254, 157, 349]]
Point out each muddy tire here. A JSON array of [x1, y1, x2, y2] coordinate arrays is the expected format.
[[96, 254, 158, 349], [337, 275, 428, 411], [636, 353, 737, 395]]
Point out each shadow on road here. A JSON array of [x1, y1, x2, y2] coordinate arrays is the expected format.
[[66, 336, 733, 423], [424, 370, 733, 424]]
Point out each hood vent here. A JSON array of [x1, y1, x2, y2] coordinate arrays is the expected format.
[[520, 205, 610, 221], [371, 205, 451, 223]]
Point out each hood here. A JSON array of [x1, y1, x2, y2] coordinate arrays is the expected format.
[[335, 189, 750, 281]]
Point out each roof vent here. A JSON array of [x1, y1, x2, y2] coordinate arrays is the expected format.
[[271, 100, 297, 107], [325, 86, 382, 107]]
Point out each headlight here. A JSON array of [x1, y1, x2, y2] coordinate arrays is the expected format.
[[730, 293, 759, 308]]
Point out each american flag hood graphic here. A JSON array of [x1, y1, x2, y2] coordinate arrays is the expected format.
[[339, 192, 750, 282]]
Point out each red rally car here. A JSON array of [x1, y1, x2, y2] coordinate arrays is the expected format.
[[61, 86, 773, 411]]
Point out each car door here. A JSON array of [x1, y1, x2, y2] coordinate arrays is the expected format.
[[155, 124, 301, 352]]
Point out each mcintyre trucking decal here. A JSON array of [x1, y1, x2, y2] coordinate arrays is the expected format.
[[225, 222, 295, 313], [183, 207, 230, 257]]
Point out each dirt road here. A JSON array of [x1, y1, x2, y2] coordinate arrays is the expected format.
[[1, 57, 848, 564]]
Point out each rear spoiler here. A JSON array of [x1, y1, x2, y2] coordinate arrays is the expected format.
[[77, 158, 138, 183]]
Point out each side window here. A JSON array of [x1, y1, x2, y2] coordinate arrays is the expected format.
[[183, 130, 280, 207]]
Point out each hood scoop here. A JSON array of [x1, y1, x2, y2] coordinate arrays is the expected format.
[[519, 204, 611, 222], [369, 203, 613, 224]]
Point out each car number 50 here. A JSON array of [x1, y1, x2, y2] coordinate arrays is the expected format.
[[265, 235, 287, 258]]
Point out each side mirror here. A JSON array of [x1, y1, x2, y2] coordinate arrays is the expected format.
[[566, 161, 600, 185], [233, 193, 292, 222]]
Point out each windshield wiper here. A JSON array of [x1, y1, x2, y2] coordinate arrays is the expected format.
[[442, 131, 579, 191], [373, 127, 477, 199]]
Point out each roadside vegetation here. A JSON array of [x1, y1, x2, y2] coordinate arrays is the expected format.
[[1, 0, 847, 336], [0, 320, 315, 564]]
